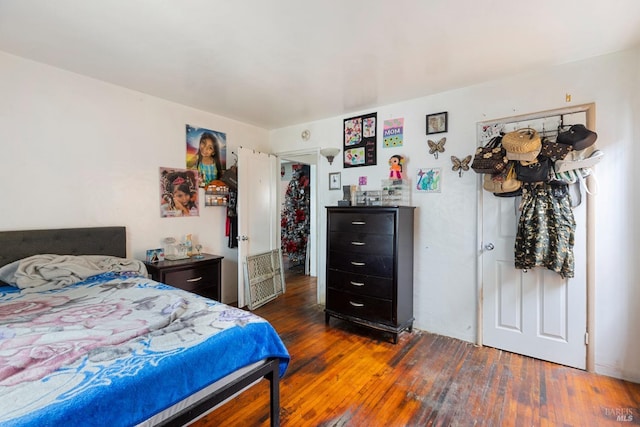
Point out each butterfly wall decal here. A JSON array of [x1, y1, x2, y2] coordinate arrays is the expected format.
[[427, 137, 446, 159], [451, 155, 472, 177]]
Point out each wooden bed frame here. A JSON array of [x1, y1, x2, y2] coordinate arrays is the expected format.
[[0, 226, 281, 427]]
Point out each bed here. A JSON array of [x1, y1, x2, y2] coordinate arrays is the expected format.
[[0, 227, 289, 427]]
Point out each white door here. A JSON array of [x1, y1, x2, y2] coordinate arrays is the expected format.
[[481, 193, 587, 369], [480, 109, 590, 370], [237, 146, 279, 308]]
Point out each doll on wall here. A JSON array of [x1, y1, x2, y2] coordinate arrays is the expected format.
[[389, 154, 405, 179]]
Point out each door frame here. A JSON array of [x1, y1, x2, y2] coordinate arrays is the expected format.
[[476, 103, 596, 371], [275, 148, 320, 284]]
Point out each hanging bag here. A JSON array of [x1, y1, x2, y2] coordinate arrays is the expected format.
[[515, 156, 552, 183], [483, 162, 521, 194], [555, 148, 603, 173], [557, 124, 598, 150], [471, 135, 509, 174], [553, 167, 599, 196], [502, 128, 542, 162], [220, 165, 238, 190], [551, 150, 601, 207], [539, 137, 573, 160]]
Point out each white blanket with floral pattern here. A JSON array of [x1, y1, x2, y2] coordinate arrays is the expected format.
[[0, 271, 289, 427]]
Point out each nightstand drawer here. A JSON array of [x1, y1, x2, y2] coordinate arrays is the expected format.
[[329, 212, 395, 234], [327, 269, 393, 299], [327, 289, 393, 324], [163, 266, 216, 291], [328, 250, 393, 277], [144, 253, 223, 302]]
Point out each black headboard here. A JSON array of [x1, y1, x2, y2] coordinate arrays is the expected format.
[[0, 227, 126, 268]]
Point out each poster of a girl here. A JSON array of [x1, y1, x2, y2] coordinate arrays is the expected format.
[[186, 125, 226, 187], [194, 132, 222, 187], [160, 168, 199, 217]]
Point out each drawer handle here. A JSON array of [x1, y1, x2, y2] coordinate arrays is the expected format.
[[351, 241, 365, 246], [350, 261, 366, 266], [350, 281, 365, 287], [349, 301, 364, 307], [351, 221, 366, 225], [186, 276, 203, 282]]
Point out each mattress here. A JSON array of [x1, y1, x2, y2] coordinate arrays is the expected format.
[[0, 270, 289, 426]]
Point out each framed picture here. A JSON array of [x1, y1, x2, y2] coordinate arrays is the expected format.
[[146, 248, 165, 263], [344, 112, 377, 168], [416, 168, 442, 192], [426, 112, 448, 135], [329, 172, 341, 190]]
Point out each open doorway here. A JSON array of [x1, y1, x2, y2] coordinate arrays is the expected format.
[[276, 150, 318, 280], [280, 161, 310, 276]]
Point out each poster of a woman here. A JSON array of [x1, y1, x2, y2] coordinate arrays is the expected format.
[[160, 167, 199, 217], [186, 124, 227, 187]]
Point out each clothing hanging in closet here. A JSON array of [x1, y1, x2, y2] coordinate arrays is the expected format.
[[515, 183, 576, 278]]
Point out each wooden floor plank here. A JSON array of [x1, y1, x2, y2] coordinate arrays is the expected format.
[[195, 274, 640, 426]]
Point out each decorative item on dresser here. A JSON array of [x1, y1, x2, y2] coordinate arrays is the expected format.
[[325, 206, 415, 344], [144, 253, 223, 301]]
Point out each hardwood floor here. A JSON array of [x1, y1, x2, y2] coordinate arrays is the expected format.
[[195, 274, 640, 426]]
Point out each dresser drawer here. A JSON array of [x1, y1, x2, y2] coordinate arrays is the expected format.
[[327, 289, 393, 325], [145, 254, 223, 302], [328, 250, 393, 277], [329, 231, 394, 256], [163, 265, 217, 293], [327, 269, 393, 299], [329, 212, 395, 234]]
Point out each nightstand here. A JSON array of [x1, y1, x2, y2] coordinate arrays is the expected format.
[[144, 253, 223, 301]]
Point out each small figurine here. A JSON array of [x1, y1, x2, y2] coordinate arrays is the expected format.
[[389, 155, 405, 179], [193, 244, 204, 259]]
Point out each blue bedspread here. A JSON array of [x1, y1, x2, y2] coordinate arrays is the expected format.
[[0, 272, 289, 426]]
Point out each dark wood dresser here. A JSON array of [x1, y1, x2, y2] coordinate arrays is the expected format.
[[144, 253, 223, 301], [325, 206, 415, 343]]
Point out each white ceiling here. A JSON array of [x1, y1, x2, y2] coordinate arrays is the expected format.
[[1, 1, 639, 130]]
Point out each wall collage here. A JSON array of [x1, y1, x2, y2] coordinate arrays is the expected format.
[[159, 124, 229, 218], [340, 110, 472, 205]]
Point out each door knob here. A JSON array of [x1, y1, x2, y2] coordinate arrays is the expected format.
[[484, 243, 495, 251], [237, 235, 248, 241]]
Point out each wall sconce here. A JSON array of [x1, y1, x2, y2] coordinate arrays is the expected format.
[[320, 148, 341, 165]]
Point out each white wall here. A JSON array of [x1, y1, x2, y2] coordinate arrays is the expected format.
[[0, 51, 270, 304], [271, 48, 640, 382]]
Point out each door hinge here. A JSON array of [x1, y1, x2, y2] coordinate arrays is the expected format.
[[585, 332, 589, 345]]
